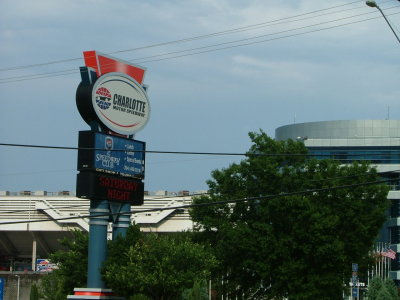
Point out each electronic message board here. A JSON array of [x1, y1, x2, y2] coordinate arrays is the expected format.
[[77, 131, 145, 179], [76, 171, 144, 205]]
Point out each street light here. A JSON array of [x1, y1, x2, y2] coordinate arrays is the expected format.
[[15, 275, 20, 300], [366, 0, 400, 44]]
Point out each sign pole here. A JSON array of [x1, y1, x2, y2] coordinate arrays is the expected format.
[[112, 202, 131, 238], [87, 199, 109, 288]]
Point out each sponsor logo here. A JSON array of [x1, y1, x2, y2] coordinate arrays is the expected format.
[[105, 137, 113, 150], [95, 87, 112, 110], [91, 73, 150, 135]]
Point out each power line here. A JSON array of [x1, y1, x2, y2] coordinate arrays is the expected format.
[[0, 0, 364, 73], [0, 167, 397, 216], [0, 169, 397, 215], [136, 11, 400, 65], [132, 8, 389, 63], [3, 142, 400, 157], [0, 191, 210, 215], [2, 7, 399, 84], [0, 177, 394, 226]]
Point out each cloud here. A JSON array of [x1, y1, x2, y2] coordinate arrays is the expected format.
[[231, 55, 315, 81]]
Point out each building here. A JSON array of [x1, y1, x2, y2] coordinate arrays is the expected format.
[[0, 190, 197, 273], [275, 119, 400, 282]]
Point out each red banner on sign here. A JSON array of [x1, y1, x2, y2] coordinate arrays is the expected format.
[[83, 50, 146, 84]]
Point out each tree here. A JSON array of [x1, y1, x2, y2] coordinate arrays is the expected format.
[[29, 283, 39, 300], [190, 130, 389, 299], [182, 280, 209, 300], [39, 230, 88, 298], [384, 278, 399, 300], [369, 277, 399, 300], [38, 272, 66, 300], [103, 225, 217, 300], [376, 286, 392, 300]]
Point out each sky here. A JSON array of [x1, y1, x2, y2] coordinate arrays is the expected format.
[[0, 0, 400, 194]]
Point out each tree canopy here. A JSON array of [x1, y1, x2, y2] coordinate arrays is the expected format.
[[368, 277, 399, 300], [38, 230, 88, 299], [39, 226, 215, 300], [102, 226, 217, 300], [190, 130, 389, 299]]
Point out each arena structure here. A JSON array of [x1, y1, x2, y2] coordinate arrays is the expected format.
[[0, 190, 199, 272]]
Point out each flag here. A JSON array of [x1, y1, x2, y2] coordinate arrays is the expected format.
[[381, 248, 396, 260]]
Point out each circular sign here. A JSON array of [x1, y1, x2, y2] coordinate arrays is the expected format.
[[91, 73, 150, 135]]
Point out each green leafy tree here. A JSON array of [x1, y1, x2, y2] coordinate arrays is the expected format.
[[38, 272, 66, 300], [182, 280, 209, 300], [367, 277, 383, 300], [103, 225, 217, 300], [39, 230, 88, 298], [376, 286, 392, 300], [384, 278, 399, 300], [29, 283, 39, 300], [190, 130, 389, 299]]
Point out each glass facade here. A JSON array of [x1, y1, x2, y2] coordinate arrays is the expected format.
[[308, 146, 400, 164], [275, 120, 400, 278]]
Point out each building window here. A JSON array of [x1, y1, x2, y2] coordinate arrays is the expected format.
[[390, 227, 400, 244], [308, 146, 400, 164], [391, 200, 400, 218]]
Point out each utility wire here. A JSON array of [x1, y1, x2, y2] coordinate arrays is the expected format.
[[0, 7, 392, 80], [1, 169, 399, 216], [0, 177, 395, 226], [0, 192, 209, 215], [3, 142, 400, 157], [136, 11, 400, 65], [0, 0, 364, 73], [2, 8, 399, 84], [131, 8, 395, 63]]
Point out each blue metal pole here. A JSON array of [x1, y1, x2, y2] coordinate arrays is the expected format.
[[112, 202, 131, 238], [87, 199, 109, 288]]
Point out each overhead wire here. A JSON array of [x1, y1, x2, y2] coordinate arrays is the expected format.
[[0, 0, 364, 73], [136, 10, 400, 65], [3, 142, 400, 157], [0, 191, 210, 215], [132, 7, 397, 62], [1, 5, 399, 84], [0, 177, 395, 226], [0, 168, 399, 216]]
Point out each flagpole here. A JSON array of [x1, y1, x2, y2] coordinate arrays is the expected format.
[[379, 243, 381, 278]]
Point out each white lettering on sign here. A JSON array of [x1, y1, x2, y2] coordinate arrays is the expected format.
[[96, 153, 121, 168]]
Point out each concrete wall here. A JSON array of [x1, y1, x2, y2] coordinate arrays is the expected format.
[[0, 273, 43, 300]]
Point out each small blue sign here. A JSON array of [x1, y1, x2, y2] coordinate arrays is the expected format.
[[93, 133, 145, 178], [352, 287, 358, 298], [352, 263, 358, 272], [0, 278, 4, 300]]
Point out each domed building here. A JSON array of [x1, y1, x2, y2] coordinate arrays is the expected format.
[[276, 120, 400, 282]]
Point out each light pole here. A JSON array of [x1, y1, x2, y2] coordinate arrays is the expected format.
[[366, 0, 400, 44], [15, 275, 20, 300]]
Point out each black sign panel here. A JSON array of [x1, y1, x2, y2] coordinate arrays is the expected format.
[[77, 131, 145, 179], [76, 171, 144, 205]]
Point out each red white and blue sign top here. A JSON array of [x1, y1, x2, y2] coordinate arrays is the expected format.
[[82, 51, 150, 135]]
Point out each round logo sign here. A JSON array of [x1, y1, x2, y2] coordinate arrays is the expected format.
[[91, 73, 150, 135]]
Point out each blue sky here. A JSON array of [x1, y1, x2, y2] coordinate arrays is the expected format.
[[1, 0, 400, 193]]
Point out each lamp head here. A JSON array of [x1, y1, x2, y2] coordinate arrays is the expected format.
[[366, 0, 378, 8]]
